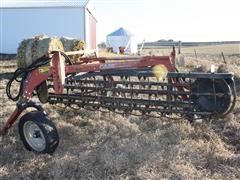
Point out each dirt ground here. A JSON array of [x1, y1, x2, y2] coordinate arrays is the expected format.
[[0, 48, 240, 179]]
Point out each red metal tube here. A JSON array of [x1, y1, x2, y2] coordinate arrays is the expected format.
[[0, 108, 23, 135]]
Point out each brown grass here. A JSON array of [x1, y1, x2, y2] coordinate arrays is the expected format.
[[0, 44, 240, 179]]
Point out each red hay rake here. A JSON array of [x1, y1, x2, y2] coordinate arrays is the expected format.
[[0, 48, 236, 154]]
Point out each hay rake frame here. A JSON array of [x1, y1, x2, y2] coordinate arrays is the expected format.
[[0, 48, 236, 154]]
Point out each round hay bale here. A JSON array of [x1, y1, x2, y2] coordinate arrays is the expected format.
[[60, 36, 74, 51], [60, 36, 85, 51], [60, 37, 85, 62], [17, 35, 64, 68]]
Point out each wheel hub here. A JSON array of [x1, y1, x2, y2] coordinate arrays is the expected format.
[[23, 121, 46, 152]]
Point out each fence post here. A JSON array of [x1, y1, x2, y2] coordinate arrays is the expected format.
[[221, 52, 227, 64], [194, 49, 198, 62], [178, 41, 181, 54]]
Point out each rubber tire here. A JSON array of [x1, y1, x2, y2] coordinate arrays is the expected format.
[[18, 111, 59, 154]]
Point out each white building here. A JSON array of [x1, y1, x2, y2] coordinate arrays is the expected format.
[[0, 0, 97, 54], [106, 27, 137, 54]]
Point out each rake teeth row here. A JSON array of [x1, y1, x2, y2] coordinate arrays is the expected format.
[[46, 70, 236, 119]]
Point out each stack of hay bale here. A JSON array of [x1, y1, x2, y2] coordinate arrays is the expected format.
[[17, 35, 64, 68], [17, 35, 85, 68]]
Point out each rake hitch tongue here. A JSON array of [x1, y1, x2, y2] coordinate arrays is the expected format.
[[0, 50, 236, 153]]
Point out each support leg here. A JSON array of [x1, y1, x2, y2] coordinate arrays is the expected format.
[[0, 108, 23, 135]]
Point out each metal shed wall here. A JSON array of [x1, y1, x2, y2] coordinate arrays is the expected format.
[[0, 7, 86, 54], [85, 9, 97, 49]]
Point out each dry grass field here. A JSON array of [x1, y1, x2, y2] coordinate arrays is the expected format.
[[0, 43, 240, 179], [143, 43, 240, 65]]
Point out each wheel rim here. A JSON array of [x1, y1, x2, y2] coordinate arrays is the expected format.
[[23, 121, 46, 152]]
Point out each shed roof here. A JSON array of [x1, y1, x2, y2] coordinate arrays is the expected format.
[[107, 27, 133, 37], [1, 0, 90, 8]]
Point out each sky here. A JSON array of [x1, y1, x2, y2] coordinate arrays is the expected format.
[[95, 0, 240, 43], [1, 0, 239, 44]]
